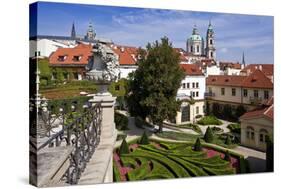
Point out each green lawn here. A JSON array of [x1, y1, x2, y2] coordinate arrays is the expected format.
[[197, 116, 223, 125]]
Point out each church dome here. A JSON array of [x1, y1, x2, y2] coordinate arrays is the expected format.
[[188, 25, 202, 41]]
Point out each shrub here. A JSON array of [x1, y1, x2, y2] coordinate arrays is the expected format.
[[204, 127, 214, 143], [117, 133, 127, 141], [119, 139, 130, 155], [227, 123, 241, 134], [115, 112, 129, 130], [195, 114, 203, 119], [212, 126, 223, 134], [197, 116, 222, 125], [194, 138, 202, 151], [225, 134, 232, 145], [139, 131, 150, 145], [224, 151, 231, 161]]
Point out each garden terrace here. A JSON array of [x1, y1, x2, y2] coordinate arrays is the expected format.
[[113, 139, 244, 182]]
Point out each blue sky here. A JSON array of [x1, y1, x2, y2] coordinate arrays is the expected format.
[[33, 2, 274, 64]]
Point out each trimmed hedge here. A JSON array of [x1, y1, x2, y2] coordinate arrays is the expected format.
[[119, 139, 130, 155], [193, 138, 202, 151], [204, 127, 214, 143], [197, 116, 223, 125], [139, 131, 149, 145], [227, 123, 241, 135]]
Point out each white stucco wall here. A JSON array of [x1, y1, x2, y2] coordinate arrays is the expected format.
[[206, 65, 220, 76], [119, 66, 138, 79], [177, 75, 206, 100], [29, 39, 74, 58]]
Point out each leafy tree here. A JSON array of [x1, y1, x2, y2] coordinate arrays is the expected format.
[[212, 103, 221, 118], [194, 138, 202, 151], [223, 104, 233, 120], [119, 139, 130, 155], [127, 37, 185, 132], [204, 126, 214, 143], [225, 134, 232, 145], [235, 105, 247, 119], [224, 150, 231, 161], [205, 101, 210, 115], [266, 135, 274, 172], [139, 131, 149, 145]]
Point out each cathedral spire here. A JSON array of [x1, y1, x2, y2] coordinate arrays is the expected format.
[[242, 52, 246, 65], [71, 22, 76, 39]]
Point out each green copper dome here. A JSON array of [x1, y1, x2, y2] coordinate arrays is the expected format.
[[189, 34, 202, 41]]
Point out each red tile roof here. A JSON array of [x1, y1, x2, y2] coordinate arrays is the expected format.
[[49, 44, 93, 65], [110, 45, 139, 65], [173, 48, 188, 62], [240, 104, 273, 120], [220, 62, 241, 70], [207, 69, 273, 89], [241, 64, 273, 76], [180, 64, 204, 76]]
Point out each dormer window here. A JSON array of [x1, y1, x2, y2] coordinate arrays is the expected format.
[[58, 55, 66, 61], [73, 55, 81, 61]]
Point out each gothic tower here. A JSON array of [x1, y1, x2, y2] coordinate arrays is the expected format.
[[205, 21, 216, 59], [71, 22, 76, 39], [85, 21, 96, 41]]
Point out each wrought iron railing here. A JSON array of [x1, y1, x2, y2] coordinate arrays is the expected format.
[[249, 96, 262, 105], [37, 102, 102, 184], [204, 92, 215, 98]]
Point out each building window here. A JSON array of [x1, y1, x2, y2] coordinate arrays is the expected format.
[[192, 82, 195, 88], [182, 83, 186, 89], [209, 87, 212, 93], [243, 89, 248, 97], [264, 90, 269, 99], [210, 52, 213, 58], [210, 39, 213, 45], [35, 51, 41, 56], [254, 90, 259, 98], [190, 46, 193, 53], [73, 56, 81, 61], [197, 45, 200, 53], [58, 56, 66, 61], [196, 106, 199, 114], [187, 83, 190, 89], [196, 91, 199, 97], [221, 88, 225, 95], [192, 92, 196, 97], [196, 82, 199, 88], [232, 88, 236, 96], [246, 127, 255, 140], [259, 129, 268, 143]]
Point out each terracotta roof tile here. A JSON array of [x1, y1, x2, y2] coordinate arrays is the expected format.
[[180, 64, 204, 76], [49, 44, 93, 65], [110, 45, 138, 65], [207, 69, 273, 89], [240, 104, 273, 120], [241, 64, 273, 76], [220, 62, 241, 70]]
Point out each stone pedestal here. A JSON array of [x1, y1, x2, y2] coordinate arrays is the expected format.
[[78, 94, 117, 184]]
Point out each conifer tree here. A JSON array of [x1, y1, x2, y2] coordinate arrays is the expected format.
[[224, 150, 231, 161], [194, 138, 202, 151], [139, 131, 149, 145], [119, 139, 129, 155], [204, 126, 214, 143]]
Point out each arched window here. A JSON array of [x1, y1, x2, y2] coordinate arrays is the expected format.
[[190, 45, 193, 52], [259, 129, 268, 143], [181, 106, 190, 122], [197, 45, 200, 53], [210, 52, 213, 58], [246, 126, 255, 140], [210, 39, 213, 45]]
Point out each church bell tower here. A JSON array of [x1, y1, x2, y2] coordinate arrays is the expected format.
[[205, 21, 216, 60]]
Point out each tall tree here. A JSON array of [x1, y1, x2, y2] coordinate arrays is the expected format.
[[127, 37, 185, 132]]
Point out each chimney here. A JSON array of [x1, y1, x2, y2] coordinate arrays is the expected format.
[[259, 65, 263, 70], [120, 47, 125, 52]]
